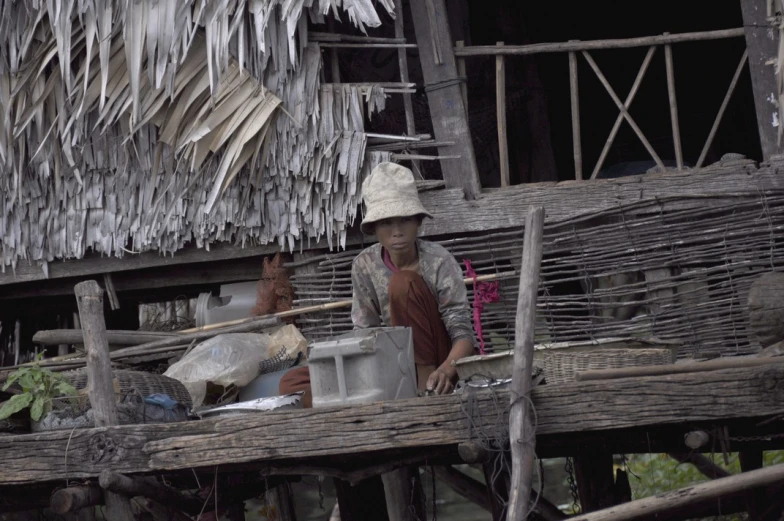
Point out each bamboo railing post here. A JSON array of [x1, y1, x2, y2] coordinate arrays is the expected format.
[[582, 51, 666, 172], [568, 45, 583, 180], [506, 206, 545, 521], [394, 0, 420, 176], [664, 34, 683, 171], [696, 50, 749, 168], [590, 46, 657, 179], [497, 42, 510, 187], [74, 280, 137, 521], [456, 40, 469, 114]]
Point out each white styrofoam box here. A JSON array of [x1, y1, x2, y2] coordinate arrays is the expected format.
[[308, 327, 416, 408]]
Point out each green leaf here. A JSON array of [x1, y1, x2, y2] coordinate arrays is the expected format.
[[17, 372, 35, 391], [30, 396, 45, 422], [2, 369, 23, 391], [0, 393, 33, 420], [54, 381, 77, 398]]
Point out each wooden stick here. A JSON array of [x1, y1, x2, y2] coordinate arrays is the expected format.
[[423, 0, 443, 64], [668, 453, 731, 480], [454, 28, 745, 57], [181, 270, 518, 333], [575, 356, 784, 382], [74, 281, 137, 521], [327, 17, 341, 83], [590, 46, 657, 179], [506, 206, 545, 521], [50, 486, 104, 514], [103, 273, 120, 311], [433, 466, 491, 512], [568, 47, 583, 181], [497, 42, 510, 187], [664, 35, 683, 171], [99, 470, 204, 516], [105, 316, 281, 360], [456, 40, 469, 113], [582, 51, 666, 172], [567, 462, 784, 521], [33, 329, 176, 346], [318, 42, 418, 49], [696, 50, 749, 168], [309, 32, 408, 44]]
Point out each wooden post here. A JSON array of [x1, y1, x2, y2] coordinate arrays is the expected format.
[[74, 280, 136, 521], [394, 0, 420, 176], [409, 0, 482, 199], [568, 47, 583, 180], [506, 206, 545, 521], [497, 42, 510, 187], [740, 451, 765, 521], [456, 41, 469, 113], [483, 461, 509, 521], [740, 0, 782, 160], [573, 452, 619, 512], [265, 484, 296, 521], [663, 35, 683, 171]]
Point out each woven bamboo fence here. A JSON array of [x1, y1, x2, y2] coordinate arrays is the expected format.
[[288, 191, 784, 358]]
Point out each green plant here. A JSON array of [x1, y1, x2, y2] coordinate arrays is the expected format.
[[0, 355, 78, 422]]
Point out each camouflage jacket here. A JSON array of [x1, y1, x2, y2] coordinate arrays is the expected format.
[[351, 239, 475, 345]]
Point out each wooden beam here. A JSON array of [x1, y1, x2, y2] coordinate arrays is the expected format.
[[740, 0, 781, 160], [50, 486, 104, 514], [663, 35, 683, 171], [1, 364, 784, 486], [409, 0, 482, 199], [567, 462, 784, 521], [668, 453, 731, 480], [574, 452, 619, 512], [569, 47, 583, 180], [454, 28, 745, 57], [432, 466, 490, 511]]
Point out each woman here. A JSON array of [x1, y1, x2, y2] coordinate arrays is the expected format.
[[279, 162, 475, 404]]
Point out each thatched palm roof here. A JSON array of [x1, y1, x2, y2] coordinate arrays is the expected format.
[[0, 0, 394, 273]]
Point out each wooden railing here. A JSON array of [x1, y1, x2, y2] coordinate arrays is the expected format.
[[454, 28, 748, 183]]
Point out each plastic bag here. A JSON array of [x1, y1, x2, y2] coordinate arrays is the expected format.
[[260, 325, 309, 375], [164, 333, 272, 407]]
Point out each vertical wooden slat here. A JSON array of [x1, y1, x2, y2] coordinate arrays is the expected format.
[[394, 0, 420, 176], [506, 206, 545, 521], [327, 17, 341, 83], [696, 50, 749, 168], [568, 48, 583, 180], [664, 35, 683, 171], [456, 40, 469, 114], [496, 42, 510, 187]]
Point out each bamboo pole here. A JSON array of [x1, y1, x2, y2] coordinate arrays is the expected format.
[[454, 28, 745, 57], [567, 462, 784, 521], [319, 42, 418, 49], [309, 32, 408, 44], [506, 206, 545, 521], [568, 47, 583, 180], [395, 0, 420, 177], [696, 50, 749, 168], [575, 356, 784, 382], [497, 42, 510, 187], [590, 46, 657, 180], [582, 51, 666, 172], [181, 271, 518, 333], [664, 35, 683, 171]]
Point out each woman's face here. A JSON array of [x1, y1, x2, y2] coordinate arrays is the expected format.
[[374, 216, 421, 254]]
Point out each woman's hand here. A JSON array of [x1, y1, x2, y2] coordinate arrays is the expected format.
[[426, 365, 456, 395]]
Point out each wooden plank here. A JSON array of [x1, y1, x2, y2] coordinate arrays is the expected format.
[[507, 207, 545, 521], [456, 41, 468, 113], [74, 281, 137, 521], [454, 28, 745, 57], [414, 163, 780, 237], [409, 0, 482, 199], [740, 0, 781, 160], [496, 42, 510, 187], [1, 364, 784, 486]]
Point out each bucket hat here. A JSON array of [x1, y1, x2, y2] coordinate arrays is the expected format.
[[360, 162, 433, 235]]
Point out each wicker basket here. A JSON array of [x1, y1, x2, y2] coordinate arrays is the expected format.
[[61, 369, 192, 409], [543, 347, 677, 384]]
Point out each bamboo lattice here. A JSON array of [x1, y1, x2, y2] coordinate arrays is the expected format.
[[289, 192, 784, 358]]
